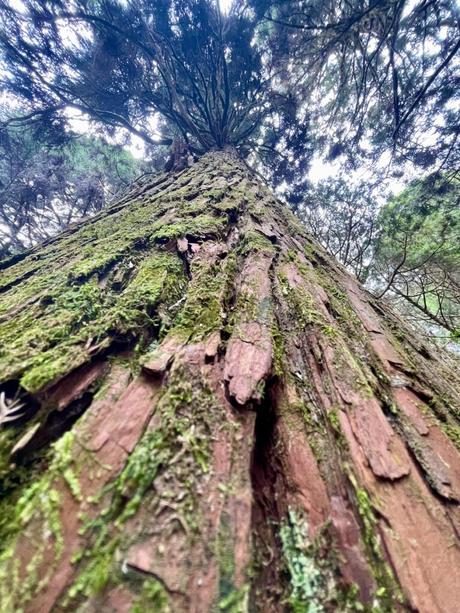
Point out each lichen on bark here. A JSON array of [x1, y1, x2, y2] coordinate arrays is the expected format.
[[0, 150, 460, 612]]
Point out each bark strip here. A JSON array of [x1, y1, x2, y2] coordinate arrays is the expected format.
[[0, 151, 460, 611]]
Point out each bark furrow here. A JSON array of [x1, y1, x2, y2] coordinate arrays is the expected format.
[[0, 150, 459, 612]]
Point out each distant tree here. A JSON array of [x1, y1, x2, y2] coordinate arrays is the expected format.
[[372, 173, 460, 337], [0, 122, 143, 253], [298, 172, 460, 339], [297, 177, 378, 282]]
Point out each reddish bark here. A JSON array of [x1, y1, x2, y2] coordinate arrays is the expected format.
[[0, 151, 460, 611]]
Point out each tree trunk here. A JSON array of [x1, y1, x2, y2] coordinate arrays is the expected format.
[[1, 150, 460, 612]]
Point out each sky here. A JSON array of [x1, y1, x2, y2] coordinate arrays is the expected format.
[[218, 0, 233, 12], [1, 0, 443, 199]]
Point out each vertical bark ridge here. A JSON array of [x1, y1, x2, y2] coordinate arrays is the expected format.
[[0, 150, 459, 611]]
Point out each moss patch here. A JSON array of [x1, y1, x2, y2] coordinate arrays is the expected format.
[[0, 431, 82, 609], [279, 509, 325, 612], [0, 251, 185, 393]]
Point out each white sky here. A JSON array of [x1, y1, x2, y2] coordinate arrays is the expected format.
[[218, 0, 233, 12], [308, 154, 407, 197]]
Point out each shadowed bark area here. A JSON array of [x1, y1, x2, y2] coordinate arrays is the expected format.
[[0, 150, 460, 612]]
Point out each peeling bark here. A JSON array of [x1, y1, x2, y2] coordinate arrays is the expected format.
[[0, 151, 460, 612]]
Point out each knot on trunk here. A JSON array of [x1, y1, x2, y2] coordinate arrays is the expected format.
[[164, 139, 195, 172]]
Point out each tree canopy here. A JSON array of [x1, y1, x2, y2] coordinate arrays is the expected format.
[[253, 0, 460, 172], [0, 1, 275, 150], [1, 0, 458, 179], [297, 177, 378, 282]]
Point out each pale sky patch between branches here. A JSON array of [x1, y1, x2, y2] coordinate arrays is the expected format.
[[218, 0, 234, 12], [1, 0, 449, 212]]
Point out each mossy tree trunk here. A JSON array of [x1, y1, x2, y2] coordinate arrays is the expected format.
[[1, 150, 460, 612]]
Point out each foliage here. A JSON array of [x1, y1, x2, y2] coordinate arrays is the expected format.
[[253, 0, 460, 172], [0, 121, 142, 253], [0, 0, 316, 203], [297, 170, 460, 342], [297, 176, 379, 281], [371, 173, 460, 337]]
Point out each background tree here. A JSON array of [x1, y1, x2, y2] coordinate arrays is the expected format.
[[296, 176, 378, 282], [0, 120, 144, 255], [298, 171, 460, 342], [371, 172, 460, 337], [1, 0, 458, 209]]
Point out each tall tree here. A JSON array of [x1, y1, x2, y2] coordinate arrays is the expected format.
[[1, 150, 460, 612], [372, 172, 460, 337], [0, 1, 460, 612], [296, 177, 378, 282]]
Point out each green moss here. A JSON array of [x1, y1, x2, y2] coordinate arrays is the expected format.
[[272, 321, 286, 377], [239, 230, 277, 256], [442, 423, 460, 451], [309, 265, 365, 340], [173, 267, 223, 340], [282, 253, 380, 402], [278, 271, 338, 338], [0, 251, 184, 393], [66, 371, 221, 605], [115, 252, 186, 329], [150, 213, 227, 241], [0, 431, 84, 607], [217, 585, 249, 612], [232, 278, 272, 327], [349, 477, 404, 610], [327, 407, 348, 450], [172, 253, 236, 341], [212, 196, 242, 215], [217, 514, 236, 605], [113, 425, 177, 524], [67, 541, 117, 601], [52, 431, 82, 501], [0, 154, 246, 396], [279, 509, 324, 613], [280, 208, 309, 239], [249, 203, 268, 217], [278, 508, 375, 612], [0, 171, 191, 386], [130, 579, 171, 612], [331, 346, 374, 399], [0, 487, 63, 610], [215, 513, 249, 612], [0, 194, 174, 313]]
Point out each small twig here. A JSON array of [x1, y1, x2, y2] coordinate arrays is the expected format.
[[0, 391, 26, 425]]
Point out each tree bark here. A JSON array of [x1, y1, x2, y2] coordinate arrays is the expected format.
[[0, 150, 460, 612]]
